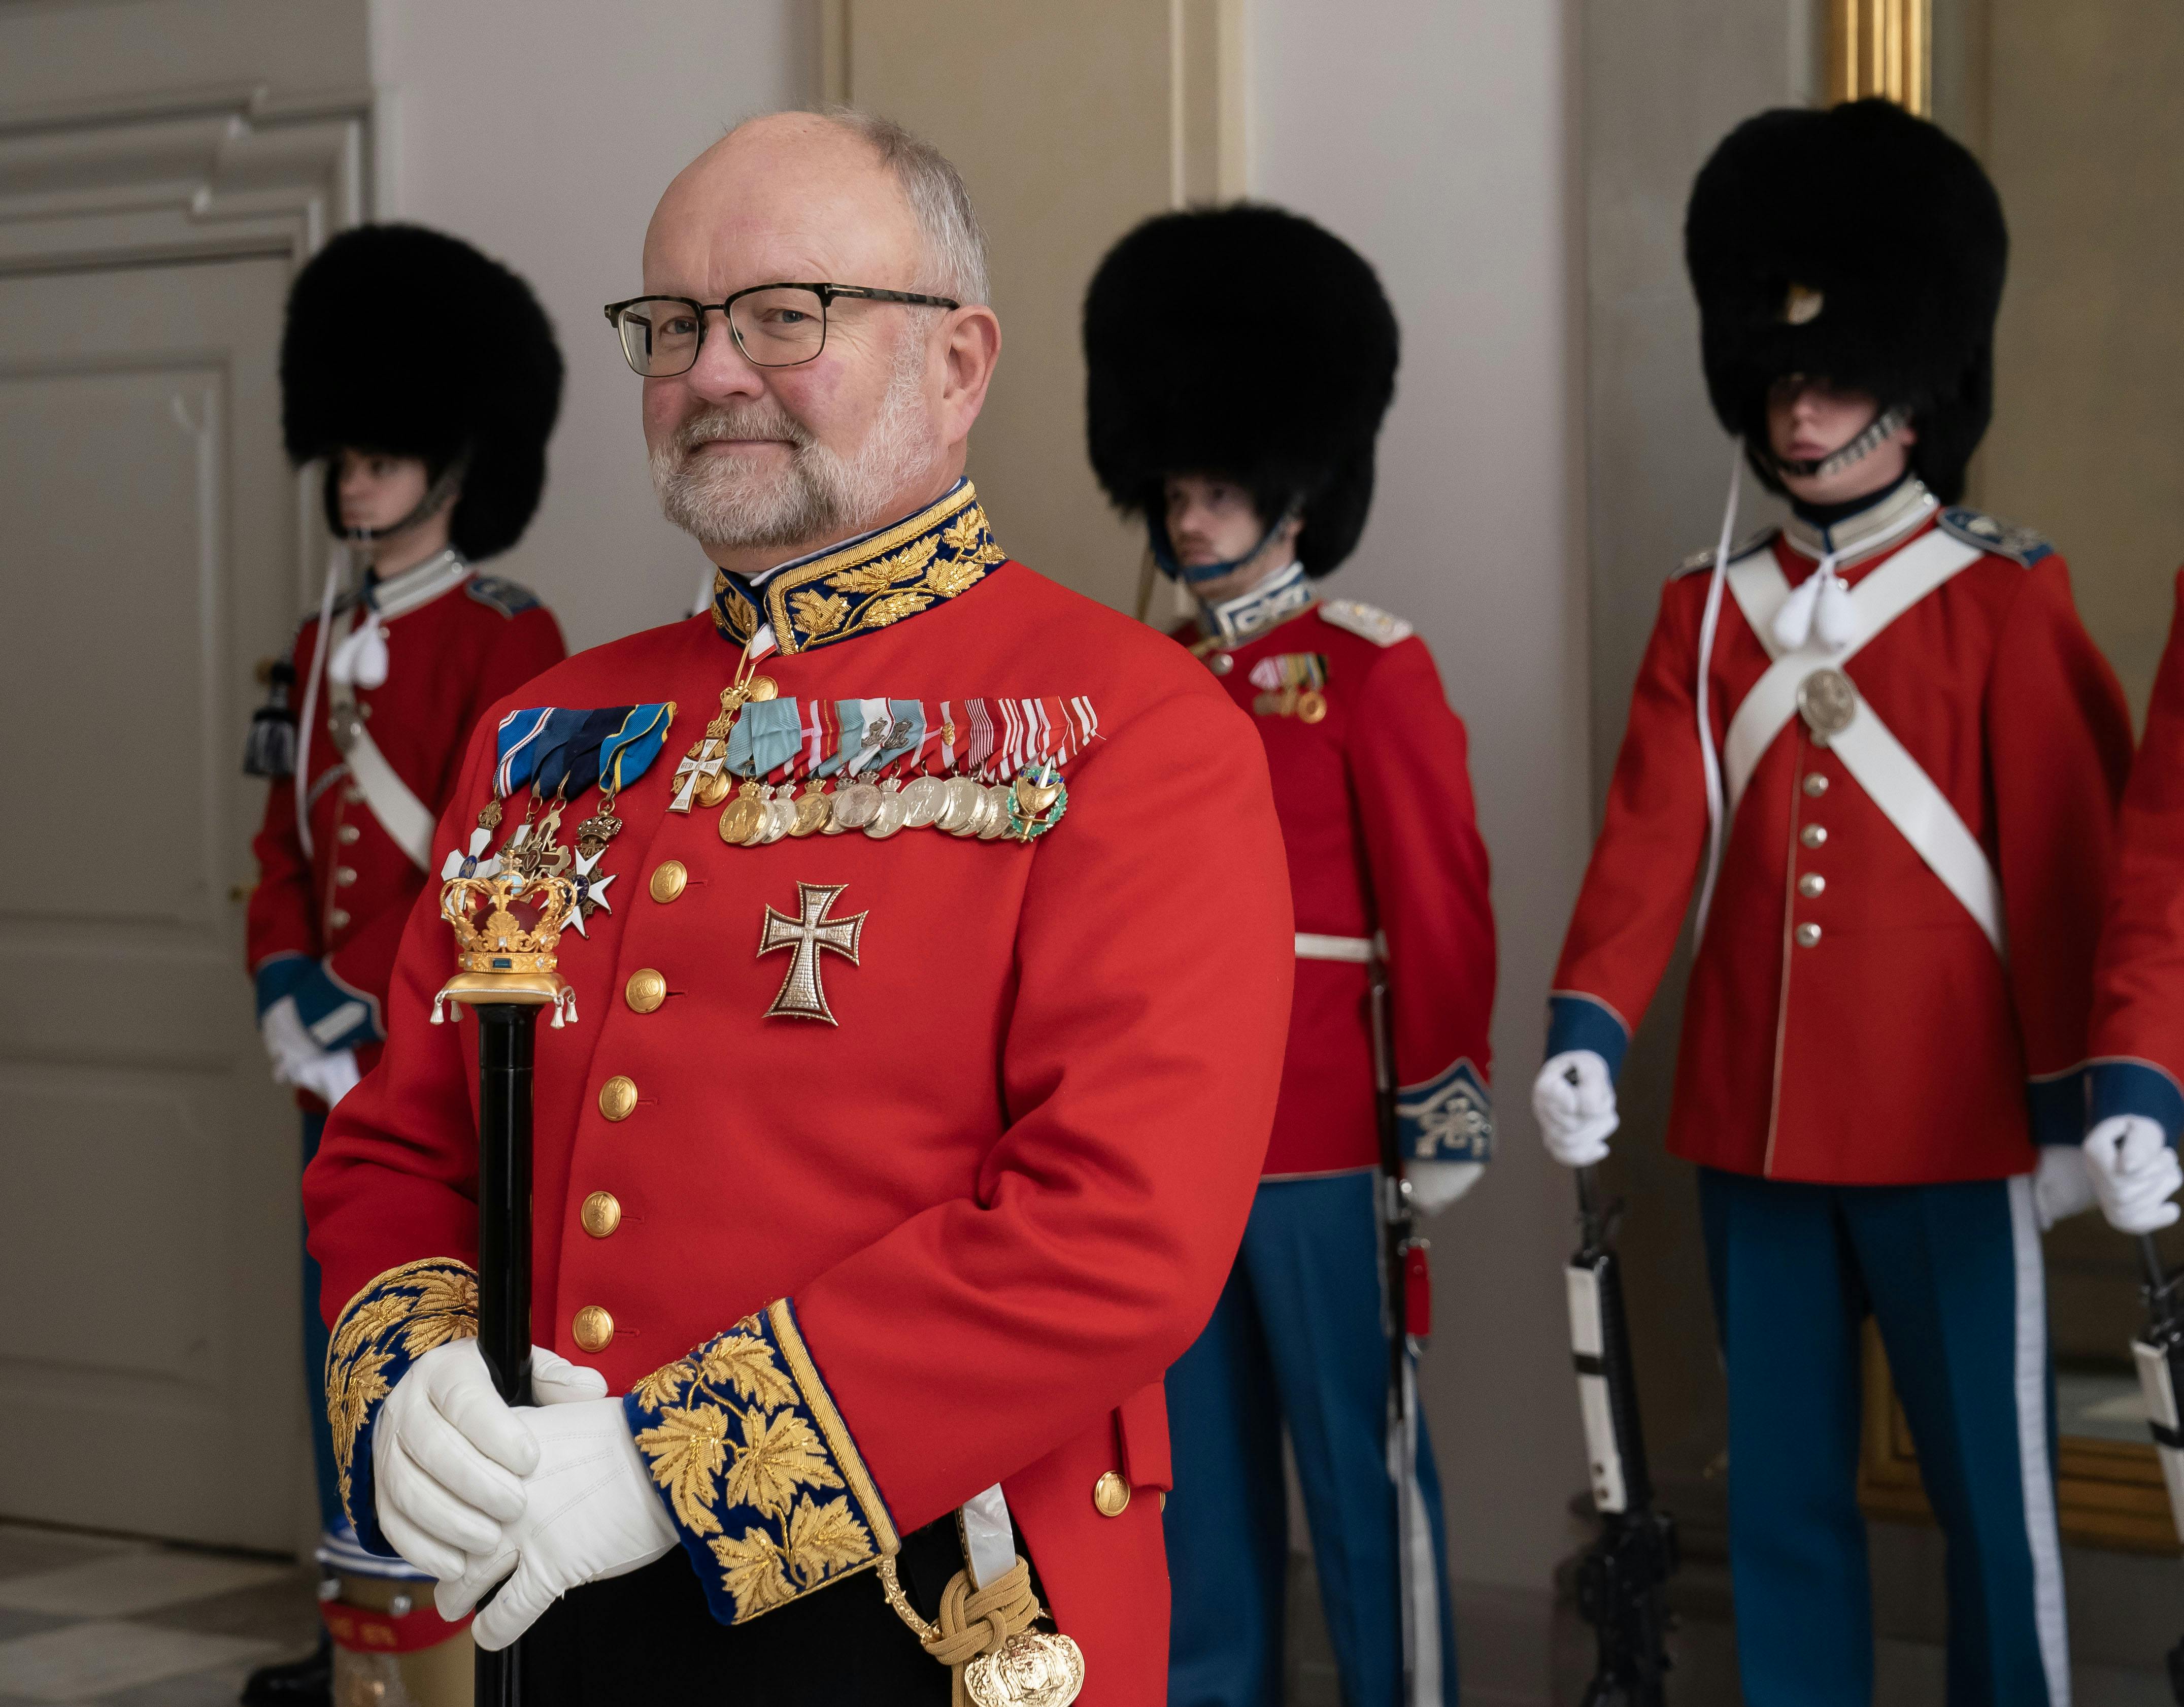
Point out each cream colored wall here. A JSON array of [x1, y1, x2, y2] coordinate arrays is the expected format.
[[1251, 0, 1590, 1594], [366, 0, 819, 652]]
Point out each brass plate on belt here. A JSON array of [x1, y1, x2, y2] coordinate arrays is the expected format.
[[1796, 667, 1858, 745]]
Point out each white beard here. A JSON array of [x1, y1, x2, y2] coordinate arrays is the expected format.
[[650, 332, 939, 552]]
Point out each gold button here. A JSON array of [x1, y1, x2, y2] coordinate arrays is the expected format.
[[1798, 873, 1826, 898], [580, 1191, 622, 1238], [328, 909, 351, 929], [1795, 922, 1822, 948], [1801, 824, 1828, 848], [572, 1306, 614, 1352], [625, 969, 667, 1014], [1803, 773, 1829, 798], [1092, 1471, 1131, 1517], [649, 860, 688, 903], [334, 866, 357, 886], [338, 824, 361, 845], [599, 1075, 638, 1121]]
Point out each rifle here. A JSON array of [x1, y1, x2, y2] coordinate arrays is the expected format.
[[1367, 957, 1436, 1704], [1566, 1164, 1676, 1707], [2128, 1234, 2184, 1703], [436, 854, 580, 1707]]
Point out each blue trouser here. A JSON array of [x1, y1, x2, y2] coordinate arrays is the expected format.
[[300, 1111, 345, 1541], [1698, 1167, 2069, 1707], [1163, 1172, 1458, 1707]]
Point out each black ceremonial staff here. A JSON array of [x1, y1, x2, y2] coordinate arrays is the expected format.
[[433, 841, 582, 1707], [2123, 1234, 2184, 1704]]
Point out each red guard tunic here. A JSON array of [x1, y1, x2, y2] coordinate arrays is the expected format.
[[304, 485, 1295, 1703], [1177, 586, 1495, 1174], [247, 559, 565, 1072], [2088, 567, 2184, 1140], [1549, 483, 2132, 1181]]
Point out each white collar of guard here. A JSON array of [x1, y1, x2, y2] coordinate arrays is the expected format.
[[1201, 559, 1311, 649], [367, 547, 471, 620], [1782, 478, 1936, 569]]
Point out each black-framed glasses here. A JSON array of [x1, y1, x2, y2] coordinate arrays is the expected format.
[[602, 283, 960, 377]]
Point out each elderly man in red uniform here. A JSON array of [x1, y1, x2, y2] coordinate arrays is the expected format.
[[301, 111, 1293, 1705], [1532, 103, 2131, 1705], [242, 224, 564, 1703], [1084, 206, 1495, 1707]]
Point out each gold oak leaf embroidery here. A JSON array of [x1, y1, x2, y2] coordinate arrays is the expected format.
[[697, 1334, 798, 1409], [784, 1493, 873, 1587], [939, 512, 983, 558], [922, 553, 985, 599], [331, 1293, 409, 1365], [727, 1408, 840, 1520], [861, 590, 933, 629], [718, 584, 758, 642], [831, 534, 938, 594], [709, 1530, 797, 1621], [399, 1270, 480, 1356], [631, 1360, 695, 1412], [636, 1404, 731, 1535], [788, 589, 849, 637]]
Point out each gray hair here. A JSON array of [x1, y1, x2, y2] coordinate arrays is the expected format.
[[817, 106, 991, 308]]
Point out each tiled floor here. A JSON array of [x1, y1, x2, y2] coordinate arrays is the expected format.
[[0, 1524, 319, 1707]]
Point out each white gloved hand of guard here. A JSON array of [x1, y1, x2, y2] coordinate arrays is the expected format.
[[258, 995, 324, 1084], [435, 1396, 679, 1650], [2030, 1144, 2098, 1231], [2084, 1116, 2184, 1234], [1408, 1159, 1484, 1217], [370, 1340, 542, 1581], [1532, 1050, 1618, 1168], [289, 1047, 362, 1110]]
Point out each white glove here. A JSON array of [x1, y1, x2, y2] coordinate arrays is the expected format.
[[371, 1340, 543, 1580], [529, 1345, 611, 1406], [258, 995, 324, 1084], [289, 1047, 362, 1110], [1532, 1051, 1619, 1168], [1408, 1159, 1484, 1216], [2084, 1116, 2184, 1234], [2030, 1144, 2098, 1231], [435, 1397, 679, 1649]]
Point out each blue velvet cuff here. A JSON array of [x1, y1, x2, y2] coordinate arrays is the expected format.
[[1398, 1057, 1492, 1162], [324, 1259, 480, 1558], [289, 960, 384, 1052], [253, 953, 312, 1019], [2088, 1059, 2184, 1148], [625, 1299, 899, 1626], [1545, 993, 1632, 1081], [2025, 1067, 2090, 1148]]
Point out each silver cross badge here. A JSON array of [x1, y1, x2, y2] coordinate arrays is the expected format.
[[757, 881, 867, 1024]]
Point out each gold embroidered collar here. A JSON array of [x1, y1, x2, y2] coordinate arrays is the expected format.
[[709, 480, 1007, 656]]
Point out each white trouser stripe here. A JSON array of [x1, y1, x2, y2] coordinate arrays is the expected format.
[[2008, 1175, 2071, 1706]]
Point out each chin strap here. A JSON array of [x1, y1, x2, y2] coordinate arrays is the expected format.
[[1765, 405, 1909, 481], [1150, 499, 1301, 587], [326, 453, 468, 543]]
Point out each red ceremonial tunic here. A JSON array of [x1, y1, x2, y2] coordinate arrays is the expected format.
[[1549, 487, 2131, 1183], [2088, 566, 2184, 1141], [1177, 587, 1495, 1177], [247, 562, 565, 1075], [304, 487, 1294, 1703]]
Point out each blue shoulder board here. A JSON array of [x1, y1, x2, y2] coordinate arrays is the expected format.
[[466, 574, 542, 617], [1674, 525, 1777, 578], [1938, 507, 2053, 567]]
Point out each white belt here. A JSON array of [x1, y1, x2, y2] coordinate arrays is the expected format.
[[325, 604, 434, 872], [1296, 932, 1377, 963], [1725, 535, 2004, 954]]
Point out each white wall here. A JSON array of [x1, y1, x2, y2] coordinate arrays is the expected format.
[[1251, 0, 1591, 1595], [368, 0, 818, 652]]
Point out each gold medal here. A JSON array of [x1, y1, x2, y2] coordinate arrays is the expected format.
[[1296, 689, 1328, 724], [719, 779, 767, 845], [790, 783, 833, 837], [759, 788, 798, 844], [747, 676, 779, 703], [694, 759, 734, 809]]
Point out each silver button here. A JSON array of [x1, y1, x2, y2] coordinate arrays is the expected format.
[[337, 824, 361, 845], [1802, 774, 1829, 798], [328, 908, 352, 930], [1798, 874, 1825, 898], [1800, 824, 1827, 848], [334, 866, 358, 887], [1208, 654, 1233, 676], [1795, 922, 1822, 948]]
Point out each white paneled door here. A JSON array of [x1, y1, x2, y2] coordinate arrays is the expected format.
[[0, 254, 308, 1549]]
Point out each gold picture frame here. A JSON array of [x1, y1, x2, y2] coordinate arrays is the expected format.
[[1857, 1322, 2179, 1554]]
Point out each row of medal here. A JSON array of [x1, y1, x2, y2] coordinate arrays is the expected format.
[[1247, 652, 1331, 723], [671, 689, 1098, 848]]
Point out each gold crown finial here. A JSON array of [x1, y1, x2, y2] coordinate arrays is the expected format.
[[431, 866, 580, 1026]]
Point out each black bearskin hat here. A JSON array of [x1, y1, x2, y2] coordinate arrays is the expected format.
[[1084, 204, 1398, 577], [1685, 99, 2006, 505], [281, 223, 562, 561]]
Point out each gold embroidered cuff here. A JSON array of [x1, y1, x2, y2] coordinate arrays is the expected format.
[[625, 1298, 899, 1625]]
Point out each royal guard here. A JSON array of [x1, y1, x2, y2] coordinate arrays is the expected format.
[[242, 223, 565, 1703], [1532, 101, 2134, 1706], [1084, 205, 1494, 1707], [299, 113, 1295, 1704], [2084, 579, 2184, 1234]]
